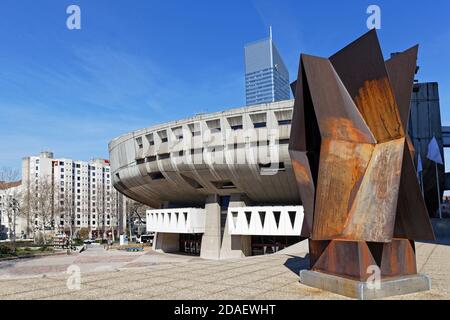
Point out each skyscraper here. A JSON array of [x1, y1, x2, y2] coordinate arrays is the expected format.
[[244, 27, 290, 106]]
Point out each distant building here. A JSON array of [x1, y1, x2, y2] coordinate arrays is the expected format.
[[21, 152, 126, 238], [0, 181, 25, 240], [409, 82, 444, 217], [244, 27, 290, 106]]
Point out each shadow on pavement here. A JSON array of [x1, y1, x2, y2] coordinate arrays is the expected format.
[[283, 254, 310, 275]]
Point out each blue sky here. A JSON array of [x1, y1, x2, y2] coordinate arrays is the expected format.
[[0, 0, 449, 172]]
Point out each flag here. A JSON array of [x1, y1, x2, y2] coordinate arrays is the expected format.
[[427, 136, 443, 165], [417, 153, 423, 174]]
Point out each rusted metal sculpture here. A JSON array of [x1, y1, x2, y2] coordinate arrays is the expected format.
[[289, 30, 435, 297]]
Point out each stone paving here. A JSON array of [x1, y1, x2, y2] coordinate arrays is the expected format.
[[0, 242, 449, 300]]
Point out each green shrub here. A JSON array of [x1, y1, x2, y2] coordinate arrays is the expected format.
[[72, 238, 84, 246], [0, 244, 14, 255]]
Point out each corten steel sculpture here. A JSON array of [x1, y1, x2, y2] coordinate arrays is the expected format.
[[289, 30, 435, 299]]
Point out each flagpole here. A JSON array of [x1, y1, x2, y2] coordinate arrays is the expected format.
[[420, 170, 424, 197], [435, 162, 442, 219], [417, 142, 424, 197]]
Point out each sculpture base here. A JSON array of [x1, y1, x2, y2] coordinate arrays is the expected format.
[[300, 270, 431, 300]]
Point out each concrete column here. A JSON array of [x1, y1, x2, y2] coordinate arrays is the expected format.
[[200, 194, 221, 260], [153, 232, 179, 253], [219, 194, 252, 259]]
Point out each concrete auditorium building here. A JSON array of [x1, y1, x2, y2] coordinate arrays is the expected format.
[[108, 99, 307, 259]]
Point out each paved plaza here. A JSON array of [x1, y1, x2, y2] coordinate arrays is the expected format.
[[0, 241, 449, 300]]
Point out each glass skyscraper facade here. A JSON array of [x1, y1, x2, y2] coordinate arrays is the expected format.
[[244, 33, 290, 106]]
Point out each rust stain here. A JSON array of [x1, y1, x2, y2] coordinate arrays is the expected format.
[[323, 118, 376, 144], [342, 138, 405, 242], [354, 78, 405, 142], [312, 139, 373, 240], [291, 158, 311, 184]]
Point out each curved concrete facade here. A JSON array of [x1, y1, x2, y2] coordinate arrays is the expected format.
[[109, 100, 299, 208]]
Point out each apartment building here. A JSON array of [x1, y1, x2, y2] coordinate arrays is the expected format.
[[22, 152, 125, 238]]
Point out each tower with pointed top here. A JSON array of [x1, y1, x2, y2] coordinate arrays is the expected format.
[[244, 27, 290, 106]]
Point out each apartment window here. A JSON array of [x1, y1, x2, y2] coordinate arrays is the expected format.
[[77, 208, 81, 212], [59, 161, 64, 165], [60, 175, 64, 179], [146, 156, 157, 162], [136, 158, 145, 165]]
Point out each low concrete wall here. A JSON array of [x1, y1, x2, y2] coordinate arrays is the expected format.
[[153, 232, 180, 253]]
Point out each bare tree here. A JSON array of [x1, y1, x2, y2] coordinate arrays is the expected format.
[[109, 188, 118, 242], [31, 176, 54, 244], [126, 198, 149, 238], [0, 167, 21, 250], [94, 178, 106, 240], [58, 181, 76, 239]]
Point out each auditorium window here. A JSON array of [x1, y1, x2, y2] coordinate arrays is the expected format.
[[211, 180, 236, 190], [135, 137, 143, 149], [149, 172, 165, 180]]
